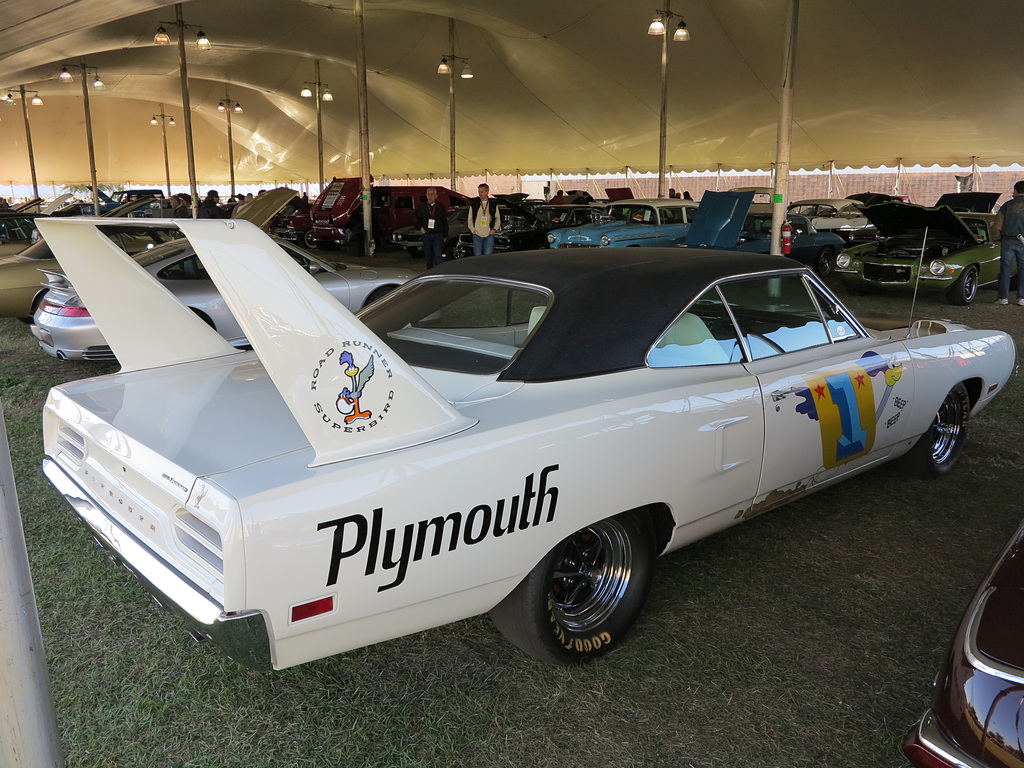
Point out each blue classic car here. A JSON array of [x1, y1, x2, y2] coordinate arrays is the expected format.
[[734, 213, 846, 277], [547, 199, 697, 248]]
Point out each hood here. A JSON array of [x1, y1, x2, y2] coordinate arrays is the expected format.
[[604, 187, 634, 201], [684, 190, 755, 248], [860, 201, 979, 241], [935, 192, 1001, 213], [229, 187, 298, 229]]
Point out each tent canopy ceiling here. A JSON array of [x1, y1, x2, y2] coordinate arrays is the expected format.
[[1, 0, 1021, 186]]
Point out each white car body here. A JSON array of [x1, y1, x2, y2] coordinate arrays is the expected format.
[[36, 217, 1015, 670], [787, 198, 872, 238]]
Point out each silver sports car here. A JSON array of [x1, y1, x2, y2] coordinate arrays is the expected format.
[[31, 237, 414, 362]]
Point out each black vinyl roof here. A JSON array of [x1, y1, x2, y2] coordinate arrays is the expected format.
[[428, 247, 804, 382]]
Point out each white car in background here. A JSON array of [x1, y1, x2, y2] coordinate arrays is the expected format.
[[787, 198, 874, 243]]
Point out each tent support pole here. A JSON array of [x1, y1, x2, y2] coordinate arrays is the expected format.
[[355, 0, 373, 255], [18, 86, 38, 198], [770, 0, 799, 255], [176, 4, 199, 218]]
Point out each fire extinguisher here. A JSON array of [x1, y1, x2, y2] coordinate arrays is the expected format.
[[781, 221, 792, 255]]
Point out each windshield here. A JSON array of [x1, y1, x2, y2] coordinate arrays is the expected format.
[[360, 278, 551, 375]]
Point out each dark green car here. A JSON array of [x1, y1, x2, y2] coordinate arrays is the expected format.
[[835, 201, 1000, 305]]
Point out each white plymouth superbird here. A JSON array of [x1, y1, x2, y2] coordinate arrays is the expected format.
[[37, 218, 1015, 669]]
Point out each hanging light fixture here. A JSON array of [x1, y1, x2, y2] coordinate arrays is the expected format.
[[3, 93, 14, 105], [169, 116, 176, 126], [92, 73, 106, 90], [647, 16, 665, 35], [154, 26, 171, 45], [58, 65, 73, 82], [437, 57, 451, 75], [233, 102, 243, 113], [31, 95, 43, 106], [217, 100, 226, 111], [150, 116, 159, 125], [196, 30, 212, 51], [673, 19, 690, 41], [460, 63, 473, 79], [300, 85, 313, 98], [321, 87, 333, 102]]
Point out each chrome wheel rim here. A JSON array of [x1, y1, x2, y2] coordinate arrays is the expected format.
[[962, 270, 978, 302], [931, 391, 966, 464], [550, 519, 632, 631]]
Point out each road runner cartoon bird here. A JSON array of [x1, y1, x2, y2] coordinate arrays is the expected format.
[[336, 350, 375, 423]]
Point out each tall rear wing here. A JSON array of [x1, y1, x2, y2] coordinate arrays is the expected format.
[[35, 218, 476, 466]]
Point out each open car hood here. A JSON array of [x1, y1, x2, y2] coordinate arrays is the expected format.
[[230, 187, 298, 229], [684, 190, 755, 248], [860, 201, 979, 241], [934, 192, 1001, 213]]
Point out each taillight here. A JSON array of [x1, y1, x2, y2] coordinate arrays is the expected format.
[[39, 300, 90, 317]]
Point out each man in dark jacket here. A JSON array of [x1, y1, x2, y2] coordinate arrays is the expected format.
[[994, 180, 1024, 304], [469, 183, 500, 256], [197, 190, 228, 219], [415, 187, 448, 268]]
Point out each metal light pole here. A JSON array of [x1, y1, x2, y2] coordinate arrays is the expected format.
[[648, 4, 690, 198], [437, 19, 471, 192], [172, 4, 201, 217], [59, 61, 103, 213], [301, 61, 330, 191], [769, 0, 799, 255], [218, 93, 242, 198], [18, 85, 39, 198], [151, 105, 176, 197]]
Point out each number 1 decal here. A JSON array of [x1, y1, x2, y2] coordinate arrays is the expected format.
[[794, 352, 904, 469]]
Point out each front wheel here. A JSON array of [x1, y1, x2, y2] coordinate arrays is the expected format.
[[947, 265, 979, 305], [813, 246, 835, 278], [897, 383, 970, 477], [489, 511, 655, 665], [303, 230, 318, 250]]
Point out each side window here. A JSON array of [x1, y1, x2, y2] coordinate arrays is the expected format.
[[660, 207, 686, 224], [156, 255, 209, 281], [718, 275, 830, 360], [395, 196, 415, 210], [807, 282, 861, 342], [648, 290, 742, 368]]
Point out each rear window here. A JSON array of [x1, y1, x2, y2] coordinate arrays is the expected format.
[[360, 278, 551, 374]]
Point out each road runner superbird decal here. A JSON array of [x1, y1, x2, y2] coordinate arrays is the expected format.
[[794, 351, 905, 468], [311, 342, 394, 433], [318, 465, 560, 592]]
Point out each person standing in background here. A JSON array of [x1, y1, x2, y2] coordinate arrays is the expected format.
[[416, 187, 448, 268], [469, 183, 500, 256]]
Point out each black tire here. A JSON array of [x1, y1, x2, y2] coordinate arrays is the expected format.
[[898, 383, 970, 477], [813, 246, 835, 278], [490, 511, 655, 665], [303, 230, 318, 250], [452, 240, 470, 259], [443, 237, 459, 259], [947, 265, 979, 305]]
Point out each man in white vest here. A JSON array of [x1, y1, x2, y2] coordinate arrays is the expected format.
[[469, 183, 501, 256]]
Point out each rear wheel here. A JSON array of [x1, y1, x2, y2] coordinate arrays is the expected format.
[[947, 265, 979, 305], [490, 511, 655, 665], [898, 383, 970, 477], [813, 246, 835, 278], [303, 230, 317, 250]]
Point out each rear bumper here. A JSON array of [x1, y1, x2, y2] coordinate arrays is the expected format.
[[903, 710, 987, 768], [42, 457, 273, 670]]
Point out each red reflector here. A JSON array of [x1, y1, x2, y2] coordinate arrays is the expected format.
[[903, 741, 957, 768], [989, 383, 999, 393], [291, 596, 334, 622], [40, 300, 90, 317]]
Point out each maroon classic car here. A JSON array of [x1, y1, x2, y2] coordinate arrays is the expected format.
[[904, 516, 1024, 768]]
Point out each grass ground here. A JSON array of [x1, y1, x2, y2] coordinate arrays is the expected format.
[[2, 250, 1022, 767]]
